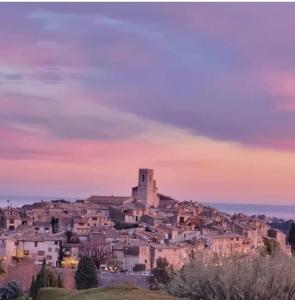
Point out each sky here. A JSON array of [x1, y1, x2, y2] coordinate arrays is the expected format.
[[1, 3, 295, 204]]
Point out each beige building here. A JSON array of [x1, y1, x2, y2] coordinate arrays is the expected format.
[[15, 234, 62, 266], [132, 169, 159, 208], [208, 233, 252, 257], [150, 243, 190, 270], [122, 243, 150, 272]]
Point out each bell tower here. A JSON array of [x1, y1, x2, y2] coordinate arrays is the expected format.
[[133, 169, 159, 207]]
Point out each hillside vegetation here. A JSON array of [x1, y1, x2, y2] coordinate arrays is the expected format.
[[36, 285, 177, 300]]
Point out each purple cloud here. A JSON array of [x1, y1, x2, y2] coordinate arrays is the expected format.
[[2, 3, 295, 150]]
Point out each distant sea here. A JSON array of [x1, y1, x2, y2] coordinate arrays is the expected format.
[[207, 202, 295, 220], [0, 195, 295, 221], [0, 195, 76, 208]]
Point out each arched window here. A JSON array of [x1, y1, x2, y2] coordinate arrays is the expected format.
[[142, 174, 145, 182]]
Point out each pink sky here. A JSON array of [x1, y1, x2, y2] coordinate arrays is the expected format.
[[1, 3, 295, 204]]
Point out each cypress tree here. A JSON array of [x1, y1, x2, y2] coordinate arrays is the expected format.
[[57, 274, 63, 288], [29, 258, 62, 300], [75, 256, 98, 290], [288, 222, 295, 252], [29, 276, 36, 299]]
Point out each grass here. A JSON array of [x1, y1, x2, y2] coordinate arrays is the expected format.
[[36, 285, 177, 300]]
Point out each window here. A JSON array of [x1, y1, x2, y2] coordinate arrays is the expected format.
[[55, 241, 58, 245], [142, 174, 145, 182], [9, 219, 14, 224], [48, 247, 52, 252], [34, 242, 38, 247], [46, 255, 52, 260], [24, 250, 29, 256], [38, 250, 45, 256]]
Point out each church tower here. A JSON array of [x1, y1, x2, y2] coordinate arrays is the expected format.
[[132, 169, 159, 207]]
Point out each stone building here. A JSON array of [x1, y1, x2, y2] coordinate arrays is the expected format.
[[132, 169, 159, 208]]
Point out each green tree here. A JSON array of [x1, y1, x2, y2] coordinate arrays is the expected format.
[[57, 274, 63, 288], [29, 276, 36, 299], [57, 243, 64, 268], [288, 222, 295, 252], [149, 257, 172, 290], [29, 258, 62, 300], [75, 256, 98, 290], [50, 217, 59, 233]]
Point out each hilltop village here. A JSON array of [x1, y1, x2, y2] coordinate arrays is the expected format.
[[0, 169, 291, 277]]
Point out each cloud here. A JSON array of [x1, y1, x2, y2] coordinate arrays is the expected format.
[[3, 3, 295, 153]]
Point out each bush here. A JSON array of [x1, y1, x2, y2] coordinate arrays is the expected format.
[[114, 222, 139, 230], [162, 254, 295, 300], [75, 256, 98, 290], [149, 258, 173, 290], [133, 264, 146, 272], [0, 281, 23, 299]]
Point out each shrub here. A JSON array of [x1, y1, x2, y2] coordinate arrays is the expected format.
[[162, 254, 295, 300], [75, 256, 98, 290], [149, 257, 173, 290], [114, 222, 139, 230], [133, 264, 146, 272], [0, 281, 23, 299]]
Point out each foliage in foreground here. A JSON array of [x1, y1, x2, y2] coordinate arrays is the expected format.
[[162, 254, 295, 300], [29, 259, 63, 300], [0, 281, 23, 299], [75, 256, 98, 290], [150, 257, 173, 290]]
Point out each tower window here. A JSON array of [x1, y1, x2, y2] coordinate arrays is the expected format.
[[142, 174, 145, 182], [150, 175, 152, 182]]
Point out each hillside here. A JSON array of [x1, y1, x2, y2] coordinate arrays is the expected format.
[[36, 285, 177, 300]]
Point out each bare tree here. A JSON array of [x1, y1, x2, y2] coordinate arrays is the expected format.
[[83, 239, 111, 270]]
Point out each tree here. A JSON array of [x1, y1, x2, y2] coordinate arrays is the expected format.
[[50, 217, 59, 233], [75, 256, 98, 290], [84, 244, 111, 270], [57, 243, 64, 267], [65, 230, 79, 243], [0, 281, 23, 299], [29, 276, 36, 299], [149, 257, 172, 290], [288, 222, 295, 252], [57, 274, 63, 288], [29, 258, 62, 300]]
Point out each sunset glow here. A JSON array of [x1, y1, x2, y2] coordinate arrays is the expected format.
[[1, 3, 295, 204]]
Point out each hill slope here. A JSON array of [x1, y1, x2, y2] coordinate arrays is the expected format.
[[36, 285, 177, 300]]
